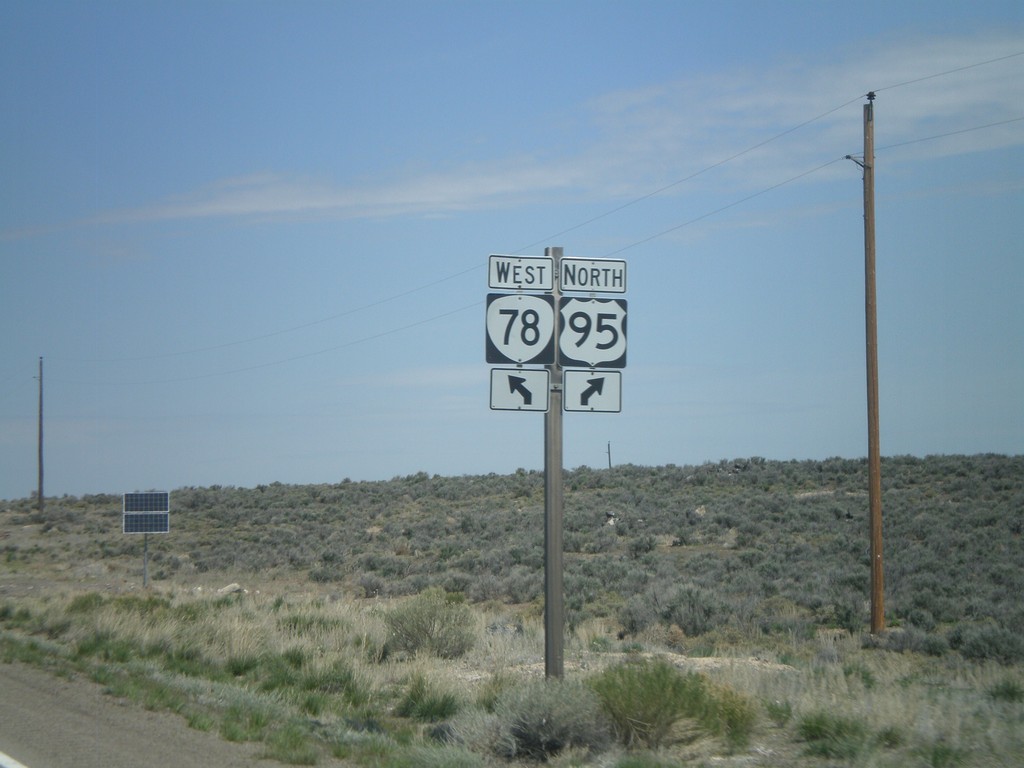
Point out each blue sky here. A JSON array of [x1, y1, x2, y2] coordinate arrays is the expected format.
[[2, 1, 1022, 499]]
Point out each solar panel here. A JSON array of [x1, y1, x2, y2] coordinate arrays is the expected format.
[[123, 492, 170, 534], [124, 492, 169, 512]]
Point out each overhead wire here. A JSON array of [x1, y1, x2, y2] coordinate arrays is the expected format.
[[54, 300, 484, 385], [873, 50, 1024, 94], [54, 264, 483, 363], [877, 116, 1024, 152], [517, 96, 864, 253], [600, 155, 849, 258]]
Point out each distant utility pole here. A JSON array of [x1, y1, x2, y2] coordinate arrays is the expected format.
[[850, 93, 885, 634], [37, 356, 44, 515], [607, 441, 612, 470]]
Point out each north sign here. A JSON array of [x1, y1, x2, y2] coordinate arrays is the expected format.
[[560, 257, 627, 294], [490, 368, 550, 411], [486, 293, 556, 365], [488, 254, 554, 292], [558, 297, 627, 368], [563, 370, 621, 413]]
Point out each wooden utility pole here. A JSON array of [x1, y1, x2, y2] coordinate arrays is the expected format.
[[543, 246, 565, 679], [37, 356, 44, 515], [862, 93, 885, 634]]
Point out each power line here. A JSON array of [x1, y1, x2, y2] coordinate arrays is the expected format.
[[518, 97, 864, 253], [55, 264, 482, 363], [49, 300, 484, 385], [873, 51, 1024, 94], [877, 116, 1024, 151], [602, 113, 1023, 259], [601, 156, 848, 257]]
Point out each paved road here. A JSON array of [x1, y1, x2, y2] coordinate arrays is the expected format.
[[0, 662, 269, 768]]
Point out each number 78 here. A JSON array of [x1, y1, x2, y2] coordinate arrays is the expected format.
[[499, 308, 544, 346]]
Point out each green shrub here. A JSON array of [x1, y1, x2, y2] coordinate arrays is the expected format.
[[383, 588, 475, 659], [764, 698, 792, 727], [702, 683, 757, 751], [225, 653, 262, 677], [612, 756, 676, 768], [67, 592, 106, 613], [590, 658, 755, 751], [987, 678, 1024, 703], [220, 702, 273, 742], [264, 721, 319, 765], [870, 626, 949, 656], [620, 583, 726, 637], [914, 740, 967, 768], [948, 624, 1024, 664], [493, 679, 611, 761], [395, 673, 460, 722], [300, 660, 368, 708], [476, 670, 514, 712], [590, 658, 704, 748], [111, 594, 171, 616], [185, 709, 216, 731], [797, 711, 868, 758], [74, 630, 137, 663], [400, 744, 486, 768], [876, 725, 904, 748]]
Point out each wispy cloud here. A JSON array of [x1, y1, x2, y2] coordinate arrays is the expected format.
[[72, 32, 1024, 230], [579, 33, 1024, 192]]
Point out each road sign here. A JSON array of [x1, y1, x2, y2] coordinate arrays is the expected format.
[[486, 293, 555, 365], [558, 297, 627, 368], [123, 491, 170, 534], [489, 254, 554, 291], [490, 368, 550, 411], [560, 257, 627, 294], [563, 370, 621, 412]]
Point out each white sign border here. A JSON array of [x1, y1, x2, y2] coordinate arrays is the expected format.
[[488, 254, 555, 292], [490, 367, 550, 412], [559, 257, 627, 294], [563, 370, 622, 413]]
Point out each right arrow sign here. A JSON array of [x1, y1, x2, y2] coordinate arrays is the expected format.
[[563, 370, 622, 413]]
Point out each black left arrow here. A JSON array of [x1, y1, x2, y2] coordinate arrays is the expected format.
[[580, 377, 605, 406], [508, 375, 533, 405]]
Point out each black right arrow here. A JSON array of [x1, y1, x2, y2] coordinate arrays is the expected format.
[[580, 377, 605, 406], [508, 375, 533, 405]]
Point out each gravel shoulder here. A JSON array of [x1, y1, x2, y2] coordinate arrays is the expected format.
[[0, 661, 270, 768]]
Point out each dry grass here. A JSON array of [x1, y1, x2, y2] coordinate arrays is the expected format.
[[2, 579, 1022, 767]]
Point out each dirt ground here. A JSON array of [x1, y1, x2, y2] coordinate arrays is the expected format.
[[0, 661, 277, 768]]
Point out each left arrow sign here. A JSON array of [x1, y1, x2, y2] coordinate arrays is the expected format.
[[490, 368, 549, 412], [508, 375, 533, 405]]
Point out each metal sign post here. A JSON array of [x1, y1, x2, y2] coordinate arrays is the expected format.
[[484, 247, 627, 679], [543, 246, 565, 679]]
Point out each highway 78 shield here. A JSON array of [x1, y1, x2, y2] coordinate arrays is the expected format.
[[558, 297, 627, 368], [486, 293, 555, 365]]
